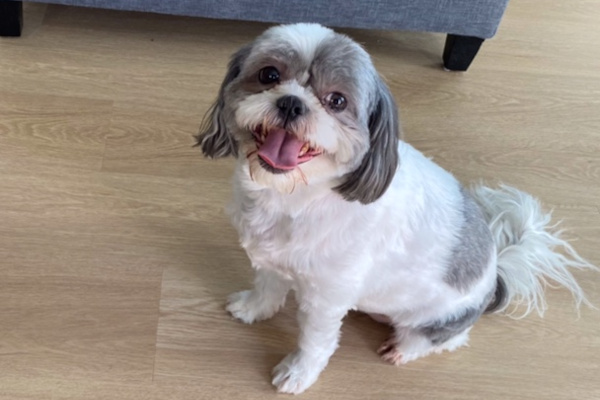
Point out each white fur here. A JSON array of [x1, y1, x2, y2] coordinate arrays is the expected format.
[[469, 184, 597, 318], [209, 23, 596, 395], [266, 23, 335, 64], [227, 142, 595, 394], [227, 142, 490, 394]]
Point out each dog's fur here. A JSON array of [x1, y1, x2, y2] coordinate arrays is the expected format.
[[196, 23, 596, 394]]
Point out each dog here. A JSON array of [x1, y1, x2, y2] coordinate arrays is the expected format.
[[196, 23, 595, 394]]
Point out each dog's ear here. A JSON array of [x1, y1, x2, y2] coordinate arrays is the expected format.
[[334, 77, 400, 204], [195, 45, 252, 158]]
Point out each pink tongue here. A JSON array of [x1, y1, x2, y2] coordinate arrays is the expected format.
[[257, 128, 305, 170]]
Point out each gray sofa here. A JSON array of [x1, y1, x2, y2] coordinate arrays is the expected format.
[[0, 0, 510, 70]]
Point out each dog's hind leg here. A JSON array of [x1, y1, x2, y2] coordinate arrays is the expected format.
[[378, 326, 472, 365], [378, 306, 483, 365]]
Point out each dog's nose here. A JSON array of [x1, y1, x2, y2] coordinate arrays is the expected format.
[[276, 95, 307, 124]]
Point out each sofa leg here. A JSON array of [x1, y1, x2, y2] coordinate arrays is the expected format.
[[443, 34, 484, 71], [0, 1, 23, 37]]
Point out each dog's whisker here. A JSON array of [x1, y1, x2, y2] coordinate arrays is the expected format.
[[248, 161, 255, 182], [297, 166, 308, 186], [287, 171, 297, 194]]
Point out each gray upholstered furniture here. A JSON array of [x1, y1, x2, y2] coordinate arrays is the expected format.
[[0, 0, 510, 70]]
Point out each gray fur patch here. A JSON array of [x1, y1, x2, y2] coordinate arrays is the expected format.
[[333, 77, 400, 204], [196, 44, 253, 158], [485, 275, 508, 313], [420, 287, 494, 345], [419, 306, 483, 345], [242, 42, 306, 85], [307, 35, 400, 204], [444, 188, 494, 291], [310, 35, 373, 118]]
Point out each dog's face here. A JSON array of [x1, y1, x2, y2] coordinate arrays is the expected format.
[[197, 23, 400, 204]]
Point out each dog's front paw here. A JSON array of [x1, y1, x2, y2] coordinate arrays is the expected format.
[[226, 290, 275, 324], [272, 350, 324, 395]]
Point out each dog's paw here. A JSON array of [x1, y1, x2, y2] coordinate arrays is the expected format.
[[272, 351, 323, 395], [377, 337, 409, 365], [377, 330, 470, 365], [377, 334, 436, 365], [226, 290, 274, 324]]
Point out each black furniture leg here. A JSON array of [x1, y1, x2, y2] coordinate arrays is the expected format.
[[0, 1, 23, 37], [443, 34, 485, 71]]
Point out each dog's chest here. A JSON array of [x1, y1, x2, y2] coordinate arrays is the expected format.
[[229, 190, 347, 273]]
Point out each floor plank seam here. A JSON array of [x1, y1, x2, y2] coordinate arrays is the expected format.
[[151, 267, 166, 383]]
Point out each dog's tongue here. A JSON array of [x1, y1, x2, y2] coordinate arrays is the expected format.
[[257, 128, 304, 170]]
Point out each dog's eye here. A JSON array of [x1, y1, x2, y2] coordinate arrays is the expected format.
[[258, 66, 280, 84], [325, 92, 347, 112]]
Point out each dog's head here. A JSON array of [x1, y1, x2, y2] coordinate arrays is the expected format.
[[197, 23, 400, 204]]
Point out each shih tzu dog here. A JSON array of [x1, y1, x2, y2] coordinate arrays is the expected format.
[[196, 23, 595, 394]]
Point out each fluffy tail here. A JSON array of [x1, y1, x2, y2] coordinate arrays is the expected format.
[[468, 184, 597, 318]]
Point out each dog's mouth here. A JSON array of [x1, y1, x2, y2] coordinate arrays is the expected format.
[[251, 124, 322, 173]]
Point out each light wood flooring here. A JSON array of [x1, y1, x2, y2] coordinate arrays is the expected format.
[[1, 2, 599, 399]]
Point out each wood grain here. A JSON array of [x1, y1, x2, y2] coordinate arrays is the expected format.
[[1, 1, 599, 399]]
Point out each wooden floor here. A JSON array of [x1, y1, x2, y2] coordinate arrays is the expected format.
[[1, 2, 599, 399]]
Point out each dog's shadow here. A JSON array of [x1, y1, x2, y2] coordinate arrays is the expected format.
[[343, 311, 392, 352]]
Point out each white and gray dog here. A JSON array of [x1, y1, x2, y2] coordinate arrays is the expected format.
[[196, 23, 595, 394]]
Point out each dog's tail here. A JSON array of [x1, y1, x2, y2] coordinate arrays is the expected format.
[[468, 184, 596, 318]]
